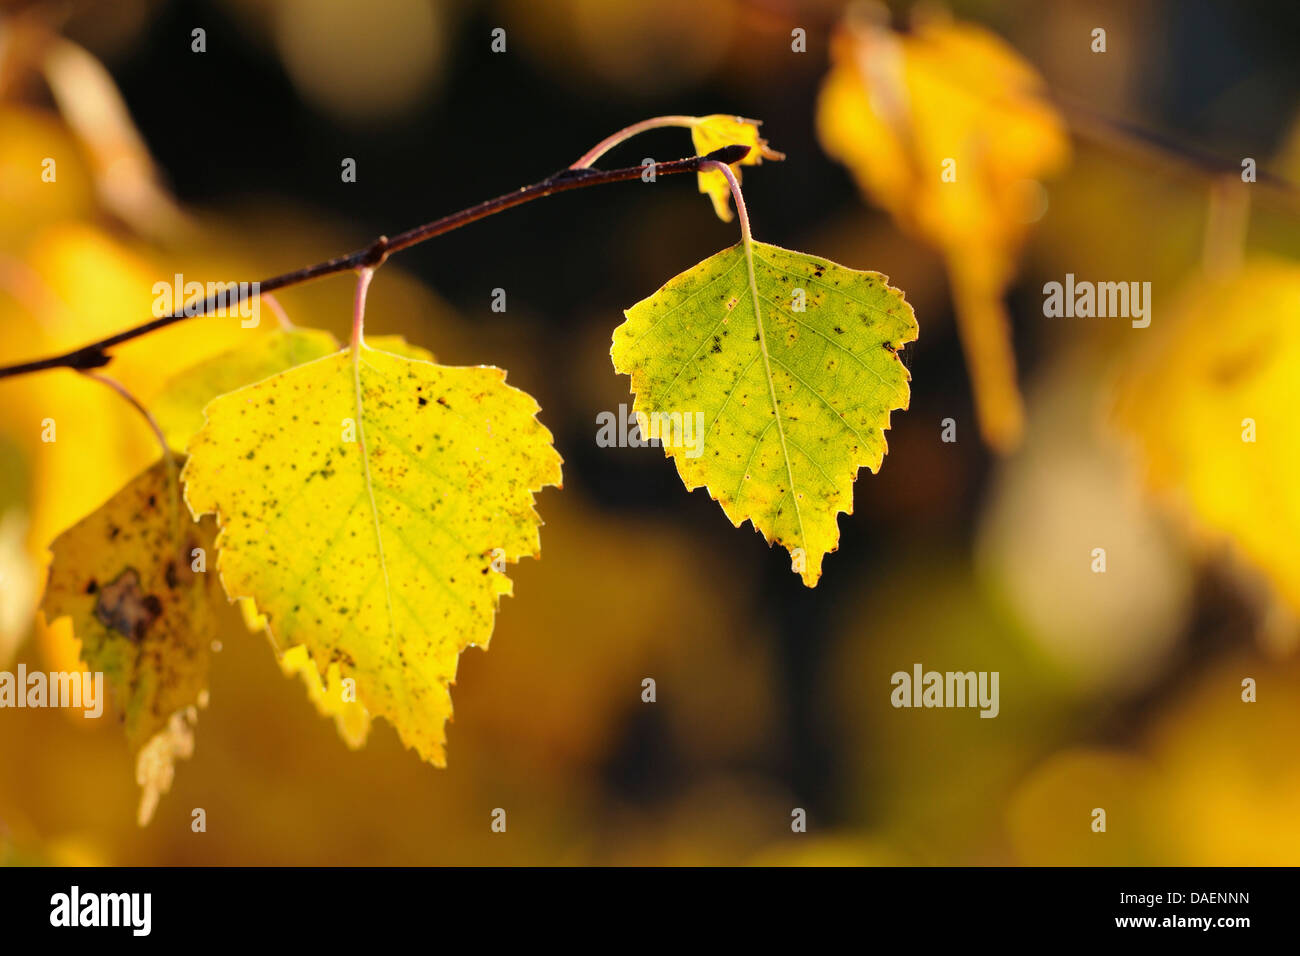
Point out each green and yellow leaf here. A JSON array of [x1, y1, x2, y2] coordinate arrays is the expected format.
[[612, 240, 916, 586], [182, 342, 562, 765]]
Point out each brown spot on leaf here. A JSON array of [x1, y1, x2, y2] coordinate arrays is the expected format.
[[93, 568, 163, 641]]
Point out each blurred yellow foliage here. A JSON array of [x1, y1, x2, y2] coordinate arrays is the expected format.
[[0, 107, 94, 242], [1009, 659, 1300, 865], [1114, 259, 1300, 615], [817, 8, 1069, 450]]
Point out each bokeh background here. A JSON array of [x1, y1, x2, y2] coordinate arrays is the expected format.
[[2, 0, 1299, 865]]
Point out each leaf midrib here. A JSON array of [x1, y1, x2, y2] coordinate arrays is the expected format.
[[353, 343, 398, 644], [741, 239, 808, 556]]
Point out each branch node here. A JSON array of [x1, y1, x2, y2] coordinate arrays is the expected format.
[[69, 346, 112, 371], [361, 237, 391, 269]]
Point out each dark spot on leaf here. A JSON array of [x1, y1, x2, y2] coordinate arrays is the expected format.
[[93, 568, 163, 642]]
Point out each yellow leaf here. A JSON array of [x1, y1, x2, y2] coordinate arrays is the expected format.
[[182, 343, 563, 764], [41, 458, 215, 747], [612, 240, 915, 586], [816, 12, 1068, 450], [690, 115, 784, 222], [150, 328, 424, 750], [39, 458, 218, 824], [1114, 260, 1300, 615]]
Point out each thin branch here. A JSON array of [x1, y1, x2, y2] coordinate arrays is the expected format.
[[0, 145, 751, 382]]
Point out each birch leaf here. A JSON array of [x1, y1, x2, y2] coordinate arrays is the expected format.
[[151, 327, 438, 745], [612, 240, 916, 586], [182, 343, 562, 765], [39, 457, 218, 823]]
